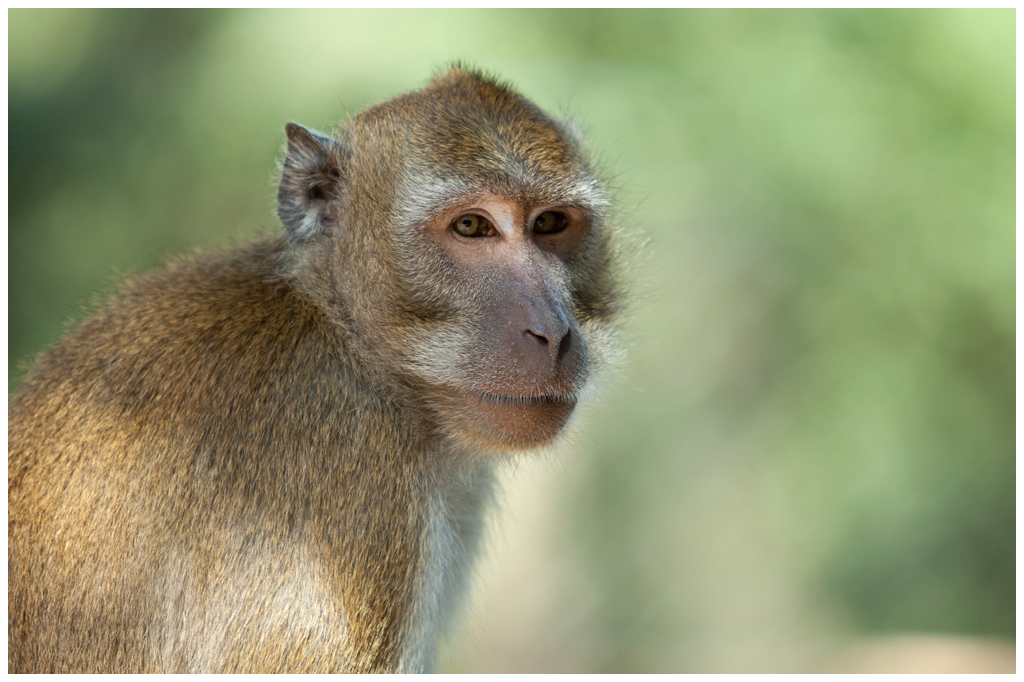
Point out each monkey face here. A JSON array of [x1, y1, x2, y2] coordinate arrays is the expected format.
[[401, 197, 596, 450]]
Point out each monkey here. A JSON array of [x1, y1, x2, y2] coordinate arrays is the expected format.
[[8, 66, 623, 673]]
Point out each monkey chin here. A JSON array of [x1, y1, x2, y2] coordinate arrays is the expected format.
[[446, 389, 579, 452]]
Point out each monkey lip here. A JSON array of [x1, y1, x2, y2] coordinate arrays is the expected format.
[[465, 388, 578, 407], [448, 387, 580, 450]]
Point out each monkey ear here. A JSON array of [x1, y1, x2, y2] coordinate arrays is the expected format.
[[278, 123, 347, 239]]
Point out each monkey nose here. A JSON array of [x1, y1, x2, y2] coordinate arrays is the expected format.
[[505, 297, 579, 378]]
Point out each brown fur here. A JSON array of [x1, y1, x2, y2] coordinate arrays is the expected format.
[[9, 67, 621, 673]]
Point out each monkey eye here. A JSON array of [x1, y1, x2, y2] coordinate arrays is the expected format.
[[532, 211, 569, 235], [451, 214, 495, 238]]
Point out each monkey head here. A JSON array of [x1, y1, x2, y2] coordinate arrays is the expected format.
[[277, 67, 622, 452]]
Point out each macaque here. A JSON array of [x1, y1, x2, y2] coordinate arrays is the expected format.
[[9, 66, 622, 673]]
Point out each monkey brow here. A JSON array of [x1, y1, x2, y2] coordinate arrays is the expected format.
[[393, 173, 473, 226], [395, 159, 605, 228]]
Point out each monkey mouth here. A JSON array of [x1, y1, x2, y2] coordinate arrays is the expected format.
[[465, 389, 578, 407], [445, 386, 580, 450]]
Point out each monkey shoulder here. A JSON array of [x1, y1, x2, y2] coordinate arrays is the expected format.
[[9, 239, 376, 470]]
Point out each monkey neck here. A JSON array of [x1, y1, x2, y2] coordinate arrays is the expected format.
[[396, 457, 496, 672]]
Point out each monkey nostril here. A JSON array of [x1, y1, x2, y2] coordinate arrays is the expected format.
[[556, 328, 572, 363], [524, 329, 549, 346], [523, 327, 573, 367]]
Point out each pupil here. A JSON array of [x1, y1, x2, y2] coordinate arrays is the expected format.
[[455, 215, 481, 236]]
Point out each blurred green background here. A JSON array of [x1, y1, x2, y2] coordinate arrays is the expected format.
[[8, 9, 1015, 673]]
